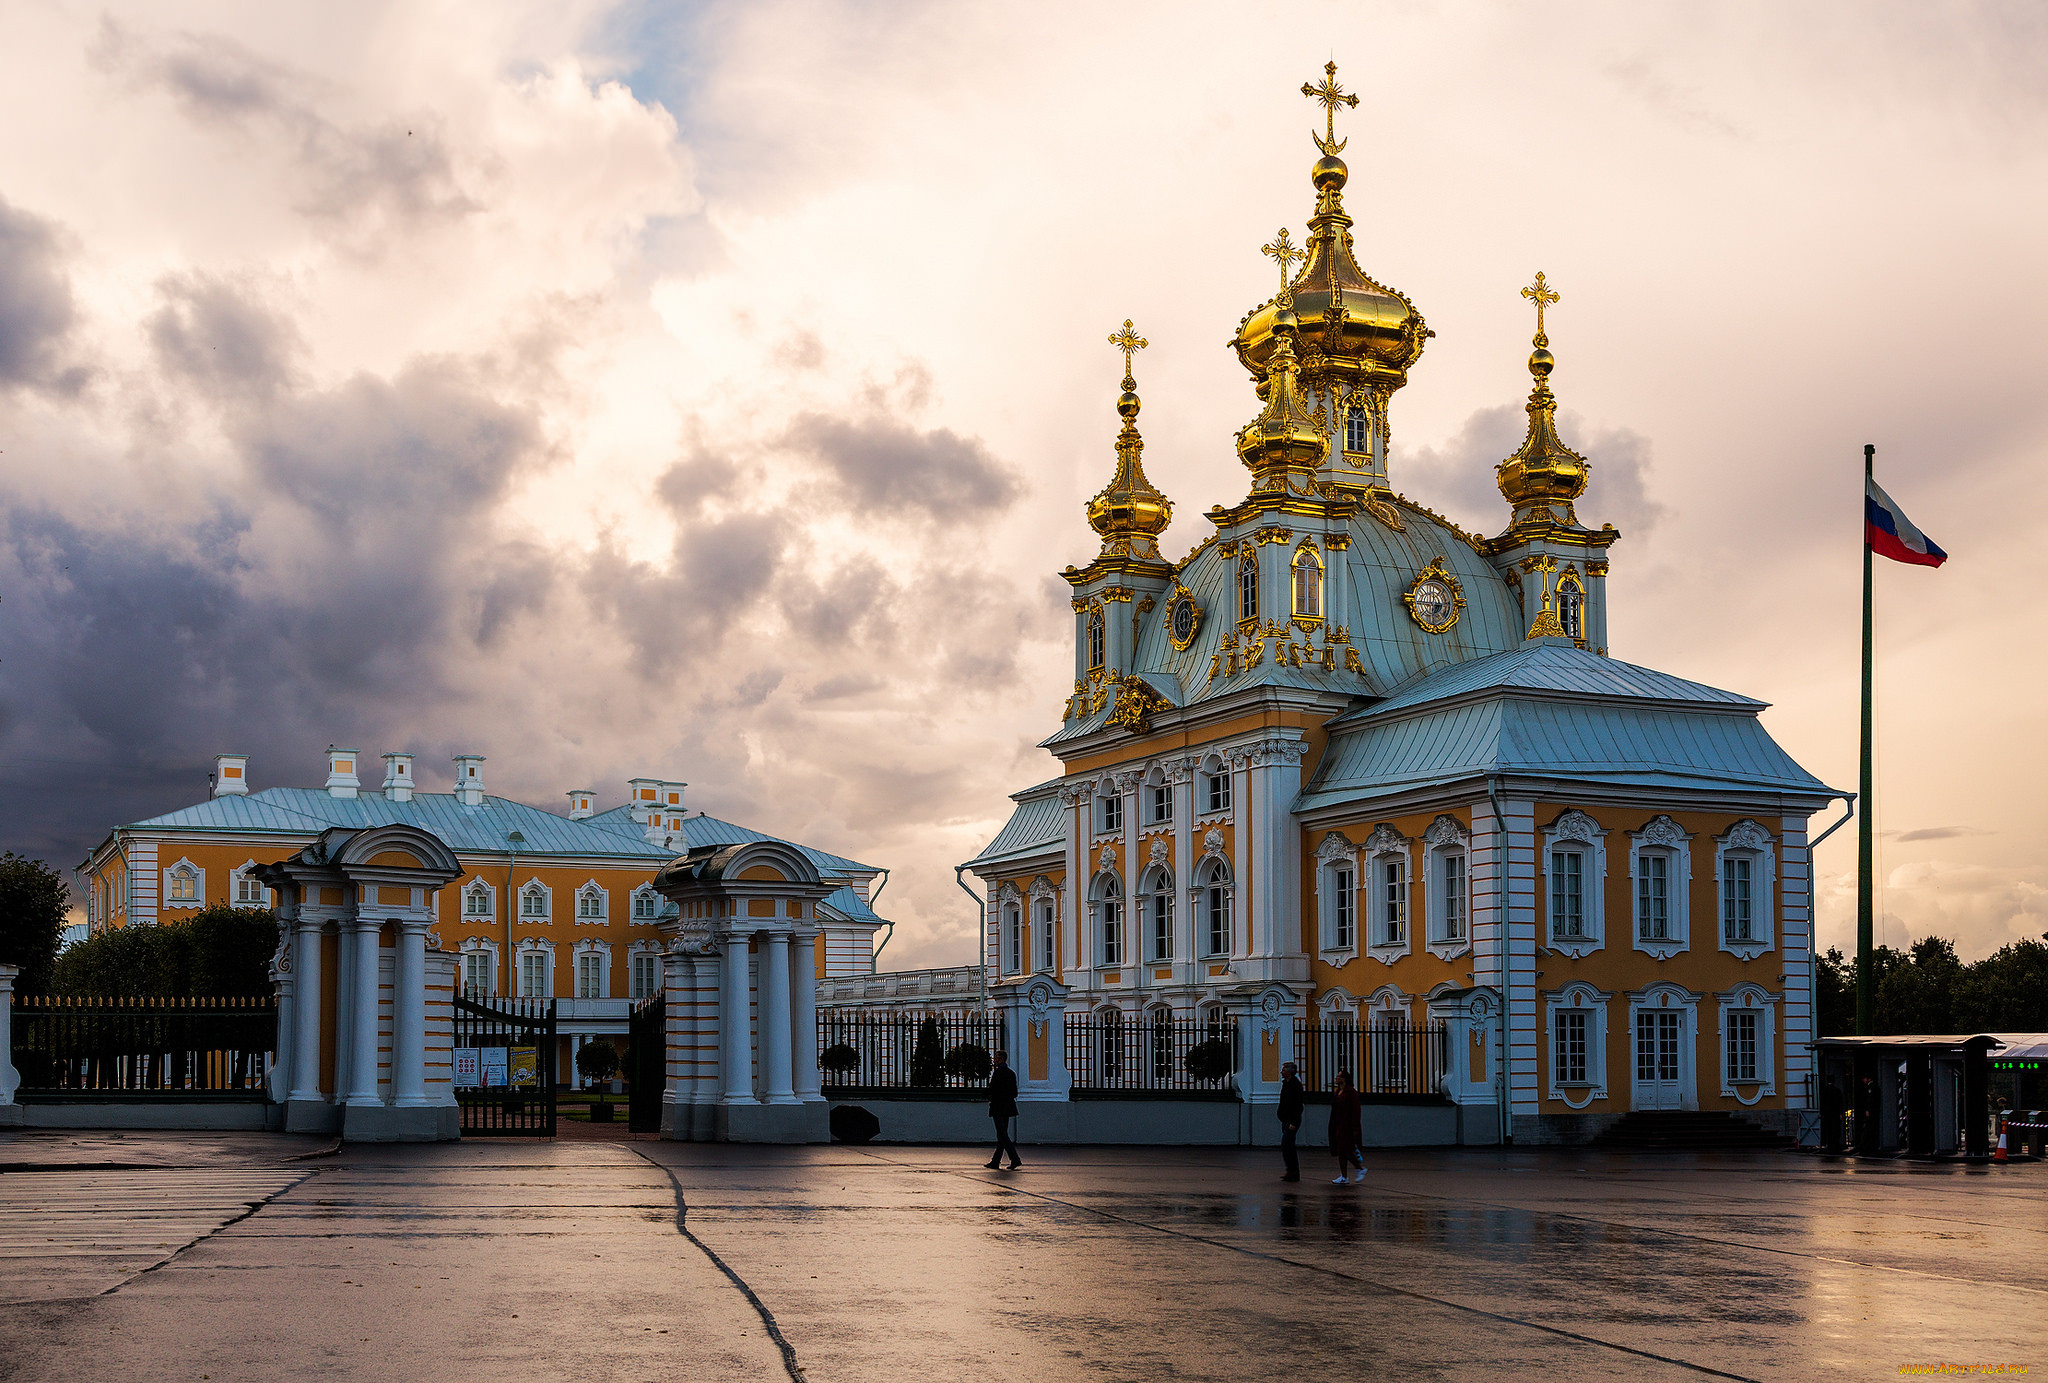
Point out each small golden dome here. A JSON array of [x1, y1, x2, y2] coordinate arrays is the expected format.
[[1235, 318, 1327, 486], [1497, 273, 1589, 512], [1088, 320, 1173, 550]]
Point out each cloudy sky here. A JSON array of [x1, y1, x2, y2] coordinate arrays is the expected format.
[[1, 1, 2042, 969]]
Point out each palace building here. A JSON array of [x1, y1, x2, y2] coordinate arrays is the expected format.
[[78, 748, 891, 1084], [962, 64, 1844, 1143]]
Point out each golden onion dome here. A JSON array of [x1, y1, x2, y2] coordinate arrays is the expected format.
[[1497, 272, 1590, 512], [1087, 321, 1173, 551], [1234, 311, 1328, 485]]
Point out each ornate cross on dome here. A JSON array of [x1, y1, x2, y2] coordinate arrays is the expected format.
[[1521, 271, 1560, 347], [1261, 228, 1304, 298], [1108, 318, 1148, 388], [1302, 61, 1359, 155]]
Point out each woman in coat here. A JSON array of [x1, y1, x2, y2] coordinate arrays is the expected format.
[[1329, 1070, 1365, 1183]]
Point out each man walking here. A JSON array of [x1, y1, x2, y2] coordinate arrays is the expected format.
[[1329, 1069, 1365, 1184], [986, 1049, 1022, 1170], [1278, 1060, 1303, 1182]]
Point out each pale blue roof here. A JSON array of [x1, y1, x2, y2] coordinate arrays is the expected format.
[[583, 806, 880, 877], [1298, 641, 1839, 813], [820, 885, 882, 925], [130, 788, 668, 858], [963, 780, 1066, 869]]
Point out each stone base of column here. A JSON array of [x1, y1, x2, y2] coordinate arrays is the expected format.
[[662, 1099, 720, 1142], [0, 1105, 23, 1126], [284, 1098, 344, 1134], [342, 1103, 458, 1142], [715, 1099, 828, 1144]]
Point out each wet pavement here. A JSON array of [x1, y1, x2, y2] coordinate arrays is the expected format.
[[0, 1131, 2041, 1381]]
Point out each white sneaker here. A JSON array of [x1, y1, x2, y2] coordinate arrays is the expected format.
[[1330, 1175, 1348, 1184], [1353, 1169, 1368, 1179]]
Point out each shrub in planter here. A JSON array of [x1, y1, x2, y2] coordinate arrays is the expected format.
[[1184, 1038, 1233, 1083], [909, 1015, 945, 1087], [943, 1042, 991, 1083], [819, 1042, 860, 1076]]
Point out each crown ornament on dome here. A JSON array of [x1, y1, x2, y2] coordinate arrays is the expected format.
[[1234, 293, 1327, 487], [1085, 319, 1173, 558], [1229, 61, 1432, 397], [1496, 271, 1591, 518]]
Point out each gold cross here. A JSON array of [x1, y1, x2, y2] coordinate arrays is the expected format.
[[1261, 228, 1304, 297], [1521, 271, 1560, 346], [1107, 318, 1148, 387], [1301, 60, 1359, 155]]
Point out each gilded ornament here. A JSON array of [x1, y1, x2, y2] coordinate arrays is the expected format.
[[1107, 680, 1172, 736], [1084, 318, 1174, 564], [1403, 557, 1466, 635], [1165, 586, 1203, 651]]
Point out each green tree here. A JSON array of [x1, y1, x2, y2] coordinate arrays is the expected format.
[[575, 1038, 620, 1086], [1875, 936, 1963, 1035], [1815, 947, 1856, 1037], [0, 853, 69, 995], [909, 1014, 945, 1086], [53, 905, 278, 997], [1955, 938, 2048, 1032]]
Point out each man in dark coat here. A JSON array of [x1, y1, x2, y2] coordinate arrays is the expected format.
[[1329, 1070, 1365, 1183], [1277, 1061, 1304, 1182], [986, 1050, 1022, 1170]]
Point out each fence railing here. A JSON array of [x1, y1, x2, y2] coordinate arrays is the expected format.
[[1066, 1013, 1238, 1096], [817, 1009, 994, 1092], [1294, 1021, 1450, 1099], [10, 995, 277, 1100]]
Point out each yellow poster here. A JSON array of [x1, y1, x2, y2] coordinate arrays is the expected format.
[[509, 1046, 539, 1088]]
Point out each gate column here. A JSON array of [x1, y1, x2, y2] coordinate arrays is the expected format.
[[393, 919, 431, 1108], [720, 936, 757, 1105], [344, 917, 384, 1107], [790, 928, 821, 1102], [761, 931, 797, 1104]]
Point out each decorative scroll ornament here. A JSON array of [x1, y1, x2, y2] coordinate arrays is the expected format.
[[1259, 989, 1286, 1036], [1098, 844, 1118, 874], [1722, 819, 1774, 852], [1149, 837, 1170, 867], [1316, 831, 1355, 864], [1636, 815, 1688, 848], [1107, 679, 1172, 735], [1423, 813, 1470, 849], [1203, 827, 1227, 857], [1551, 809, 1604, 844], [1165, 586, 1203, 651], [1028, 980, 1054, 1035], [1363, 823, 1408, 855]]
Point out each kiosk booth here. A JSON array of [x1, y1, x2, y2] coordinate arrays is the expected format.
[[1811, 1035, 1996, 1160]]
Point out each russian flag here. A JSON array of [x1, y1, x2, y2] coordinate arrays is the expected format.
[[1866, 477, 1947, 568]]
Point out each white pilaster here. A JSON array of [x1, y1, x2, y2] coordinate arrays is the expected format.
[[393, 920, 430, 1106], [0, 965, 19, 1104], [790, 930, 821, 1101], [1779, 816, 1814, 1107], [1171, 764, 1192, 973], [344, 919, 383, 1106], [761, 931, 797, 1103], [720, 937, 757, 1104], [290, 917, 325, 1102]]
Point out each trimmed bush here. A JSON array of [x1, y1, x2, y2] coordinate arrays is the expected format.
[[943, 1041, 992, 1083], [53, 905, 278, 997], [909, 1014, 945, 1087], [819, 1042, 860, 1075], [1184, 1038, 1233, 1083]]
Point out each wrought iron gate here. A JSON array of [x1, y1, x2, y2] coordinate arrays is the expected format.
[[627, 995, 665, 1134], [452, 993, 557, 1136]]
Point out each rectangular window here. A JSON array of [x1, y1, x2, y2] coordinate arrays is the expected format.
[[579, 890, 603, 919], [1102, 899, 1122, 966], [235, 874, 264, 905], [1551, 851, 1584, 938], [1637, 854, 1669, 940], [1723, 857, 1753, 942], [1039, 902, 1056, 970], [1151, 890, 1172, 961], [1442, 853, 1467, 940], [1727, 1011, 1759, 1082], [1205, 773, 1231, 813], [463, 952, 491, 996], [1345, 406, 1368, 454], [519, 952, 547, 997], [1206, 884, 1230, 956], [1100, 794, 1123, 834], [1332, 867, 1354, 949], [1152, 785, 1172, 824], [630, 953, 659, 1000], [577, 953, 602, 999], [1555, 1011, 1588, 1085], [1380, 860, 1405, 945], [168, 870, 197, 902], [633, 890, 657, 920], [1004, 906, 1022, 974], [466, 887, 491, 916]]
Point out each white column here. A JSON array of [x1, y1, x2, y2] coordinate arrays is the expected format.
[[761, 930, 797, 1103], [345, 919, 383, 1106], [393, 919, 430, 1107], [720, 936, 756, 1103], [791, 930, 821, 1100], [332, 921, 356, 1096], [0, 965, 20, 1104], [290, 917, 325, 1103]]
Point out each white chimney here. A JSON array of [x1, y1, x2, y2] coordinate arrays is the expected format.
[[566, 789, 595, 820], [382, 752, 415, 803], [452, 754, 487, 807], [213, 753, 250, 797], [627, 777, 660, 829], [326, 746, 361, 799]]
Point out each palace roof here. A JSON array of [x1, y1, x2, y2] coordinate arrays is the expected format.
[[962, 779, 1066, 870]]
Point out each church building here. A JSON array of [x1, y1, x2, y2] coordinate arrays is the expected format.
[[964, 64, 1843, 1143]]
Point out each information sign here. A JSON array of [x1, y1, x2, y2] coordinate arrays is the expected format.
[[480, 1046, 510, 1088], [509, 1046, 540, 1088], [453, 1047, 481, 1089]]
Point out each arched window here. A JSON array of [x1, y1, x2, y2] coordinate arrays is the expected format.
[[1292, 546, 1323, 622], [1002, 903, 1023, 975], [1238, 554, 1259, 624], [1143, 867, 1174, 962], [1149, 1006, 1174, 1081], [1094, 875, 1124, 966], [1344, 405, 1369, 454], [520, 881, 549, 919], [464, 882, 492, 917], [1558, 574, 1585, 642], [631, 886, 659, 920], [577, 883, 606, 920], [1037, 897, 1057, 971], [1199, 859, 1233, 956], [1086, 609, 1105, 671], [165, 863, 199, 905]]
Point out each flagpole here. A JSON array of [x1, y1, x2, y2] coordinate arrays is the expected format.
[[1856, 443, 1875, 1035]]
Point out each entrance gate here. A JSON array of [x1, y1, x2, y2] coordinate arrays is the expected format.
[[453, 993, 557, 1137], [627, 995, 665, 1134]]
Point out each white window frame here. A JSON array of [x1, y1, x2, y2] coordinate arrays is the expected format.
[[229, 860, 271, 909], [1716, 985, 1777, 1101], [630, 884, 662, 921], [1098, 789, 1124, 837], [1141, 865, 1174, 962], [1314, 832, 1357, 957], [1000, 895, 1023, 975], [1543, 982, 1611, 1107], [162, 858, 204, 910], [1628, 815, 1691, 961], [516, 942, 554, 998], [1715, 820, 1777, 961], [463, 880, 497, 918], [1092, 872, 1124, 967], [574, 881, 609, 924], [518, 879, 552, 923], [1201, 768, 1233, 818], [1029, 877, 1059, 974], [1422, 814, 1471, 961], [572, 943, 610, 999], [1542, 810, 1607, 958], [1195, 856, 1233, 957], [629, 946, 662, 1001], [460, 938, 500, 997], [1627, 983, 1701, 1112], [1149, 782, 1173, 826], [1362, 824, 1411, 965]]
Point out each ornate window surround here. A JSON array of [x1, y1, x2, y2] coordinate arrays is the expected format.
[[574, 880, 609, 925], [458, 937, 500, 996], [517, 878, 553, 924], [1193, 844, 1233, 958], [1139, 862, 1175, 963], [1363, 824, 1412, 966], [1626, 981, 1702, 1112], [229, 859, 272, 908], [1715, 819, 1778, 962], [515, 937, 555, 997], [1716, 983, 1778, 1102], [571, 939, 613, 998], [996, 880, 1024, 975], [1542, 809, 1608, 958], [1028, 875, 1059, 974], [1544, 982, 1612, 1107], [629, 882, 662, 921], [162, 858, 203, 909], [1089, 870, 1125, 967], [463, 879, 497, 919], [1628, 815, 1692, 961], [1421, 814, 1472, 961], [1314, 831, 1359, 960]]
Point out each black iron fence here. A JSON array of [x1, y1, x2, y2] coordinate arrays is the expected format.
[[452, 992, 558, 1136], [817, 1008, 994, 1093], [1294, 1021, 1450, 1098], [1066, 1012, 1238, 1097], [10, 995, 276, 1100]]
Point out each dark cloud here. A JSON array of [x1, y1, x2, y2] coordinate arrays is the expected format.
[[787, 413, 1022, 520], [1892, 826, 1993, 843], [1397, 403, 1669, 541], [655, 448, 741, 517], [0, 196, 77, 388], [580, 511, 790, 678], [147, 273, 301, 398]]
